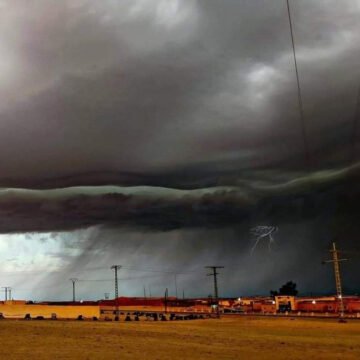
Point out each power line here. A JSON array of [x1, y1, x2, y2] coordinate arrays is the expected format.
[[351, 85, 360, 163], [0, 270, 61, 275], [84, 265, 199, 275], [14, 285, 58, 291], [77, 279, 113, 282], [286, 0, 310, 167], [120, 266, 199, 275], [77, 274, 168, 282]]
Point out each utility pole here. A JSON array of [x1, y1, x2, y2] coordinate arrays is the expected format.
[[69, 278, 78, 302], [323, 242, 347, 320], [8, 288, 12, 301], [2, 287, 10, 301], [111, 265, 121, 320], [205, 266, 224, 318], [143, 286, 147, 299], [164, 288, 168, 313], [174, 274, 178, 298]]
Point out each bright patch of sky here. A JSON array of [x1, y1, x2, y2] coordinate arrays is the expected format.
[[0, 233, 71, 272], [0, 230, 90, 301]]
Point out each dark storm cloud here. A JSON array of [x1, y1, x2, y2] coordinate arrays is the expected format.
[[0, 1, 360, 298], [0, 162, 359, 233], [0, 0, 359, 182]]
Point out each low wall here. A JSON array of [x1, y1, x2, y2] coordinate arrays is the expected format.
[[0, 304, 100, 319]]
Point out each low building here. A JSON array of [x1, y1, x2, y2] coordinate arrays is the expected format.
[[275, 296, 296, 312], [0, 301, 100, 319]]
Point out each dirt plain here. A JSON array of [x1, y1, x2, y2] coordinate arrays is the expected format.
[[0, 316, 359, 360]]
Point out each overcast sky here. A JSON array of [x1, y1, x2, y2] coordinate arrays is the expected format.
[[0, 0, 359, 300]]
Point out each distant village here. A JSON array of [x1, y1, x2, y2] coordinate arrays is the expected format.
[[0, 294, 359, 321]]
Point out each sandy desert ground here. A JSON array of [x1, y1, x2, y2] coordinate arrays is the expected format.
[[0, 316, 359, 360]]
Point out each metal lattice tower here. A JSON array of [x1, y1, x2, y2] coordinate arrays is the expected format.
[[331, 243, 345, 317], [111, 265, 121, 320], [323, 242, 347, 319], [205, 266, 224, 318]]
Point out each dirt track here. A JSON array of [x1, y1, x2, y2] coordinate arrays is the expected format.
[[1, 316, 359, 359]]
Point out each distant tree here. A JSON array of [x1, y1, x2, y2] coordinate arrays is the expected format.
[[279, 281, 298, 296], [270, 281, 298, 297]]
